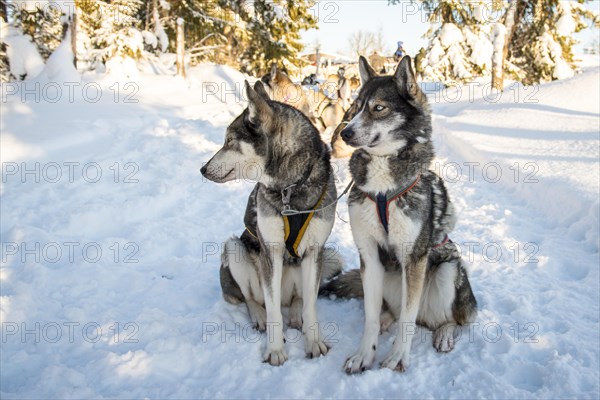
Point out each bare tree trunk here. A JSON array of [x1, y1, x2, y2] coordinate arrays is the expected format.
[[153, 0, 159, 28], [71, 11, 78, 69], [145, 0, 151, 30], [176, 17, 186, 78], [0, 1, 8, 81], [0, 0, 7, 21], [315, 44, 321, 77], [492, 0, 519, 91]]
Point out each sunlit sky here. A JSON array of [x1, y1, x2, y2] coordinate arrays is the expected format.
[[301, 1, 430, 56], [300, 0, 600, 58]]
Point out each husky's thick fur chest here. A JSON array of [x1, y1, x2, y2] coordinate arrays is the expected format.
[[349, 151, 458, 255]]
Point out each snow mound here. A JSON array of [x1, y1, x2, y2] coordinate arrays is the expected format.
[[33, 31, 80, 83], [433, 68, 599, 251], [1, 24, 44, 80], [186, 63, 253, 106]]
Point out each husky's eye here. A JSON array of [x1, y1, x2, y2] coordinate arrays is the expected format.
[[226, 137, 233, 144], [374, 104, 386, 112]]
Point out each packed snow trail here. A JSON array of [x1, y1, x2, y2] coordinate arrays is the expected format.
[[1, 65, 598, 398], [428, 70, 599, 397]]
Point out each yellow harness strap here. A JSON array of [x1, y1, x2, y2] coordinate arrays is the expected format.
[[244, 185, 328, 258], [283, 185, 328, 258], [245, 226, 258, 240]]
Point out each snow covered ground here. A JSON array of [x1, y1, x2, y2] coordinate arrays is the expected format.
[[1, 62, 598, 398]]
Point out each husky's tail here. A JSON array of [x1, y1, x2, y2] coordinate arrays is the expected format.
[[320, 248, 344, 287], [319, 268, 363, 299]]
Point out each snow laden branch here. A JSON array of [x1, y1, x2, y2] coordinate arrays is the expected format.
[[414, 0, 600, 86]]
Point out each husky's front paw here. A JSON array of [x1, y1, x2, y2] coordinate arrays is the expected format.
[[344, 349, 375, 374], [254, 321, 266, 332], [381, 352, 409, 373], [380, 310, 395, 333], [433, 324, 455, 353], [304, 338, 329, 359], [289, 317, 302, 330], [247, 302, 267, 332], [263, 348, 288, 366], [289, 299, 303, 330]]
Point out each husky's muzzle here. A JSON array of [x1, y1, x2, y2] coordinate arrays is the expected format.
[[341, 127, 356, 144], [341, 126, 358, 147], [200, 161, 235, 183]]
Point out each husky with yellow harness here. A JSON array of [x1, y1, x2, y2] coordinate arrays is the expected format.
[[201, 80, 342, 366]]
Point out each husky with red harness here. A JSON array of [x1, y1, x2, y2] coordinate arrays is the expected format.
[[321, 55, 477, 374]]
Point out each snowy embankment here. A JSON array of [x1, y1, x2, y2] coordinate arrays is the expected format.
[[1, 64, 598, 398]]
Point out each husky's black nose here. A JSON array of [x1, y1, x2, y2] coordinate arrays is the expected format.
[[200, 164, 208, 176], [341, 127, 355, 142]]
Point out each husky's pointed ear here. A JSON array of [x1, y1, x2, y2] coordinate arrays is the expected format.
[[394, 56, 425, 104], [358, 56, 377, 85], [245, 80, 271, 124], [270, 64, 278, 83], [254, 81, 271, 101]]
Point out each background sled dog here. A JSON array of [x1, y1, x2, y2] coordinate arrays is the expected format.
[[201, 81, 340, 366], [328, 56, 477, 374], [261, 66, 344, 134], [321, 67, 353, 111], [331, 101, 359, 159]]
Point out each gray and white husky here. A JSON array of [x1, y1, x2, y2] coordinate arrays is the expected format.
[[323, 56, 477, 373], [201, 81, 341, 366]]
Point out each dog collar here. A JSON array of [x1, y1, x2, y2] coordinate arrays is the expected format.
[[281, 162, 316, 212], [364, 175, 421, 234]]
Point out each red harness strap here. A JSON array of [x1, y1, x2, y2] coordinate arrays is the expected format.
[[364, 176, 452, 249], [365, 175, 421, 234], [431, 234, 450, 250]]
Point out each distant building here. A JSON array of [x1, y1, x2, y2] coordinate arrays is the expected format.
[[300, 51, 354, 66]]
